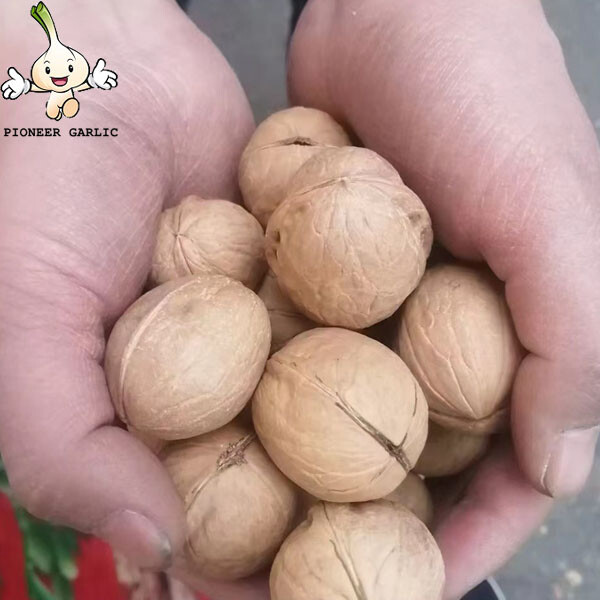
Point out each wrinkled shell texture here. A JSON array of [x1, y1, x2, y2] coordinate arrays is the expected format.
[[385, 473, 434, 526], [266, 147, 433, 329], [415, 421, 490, 478], [252, 328, 428, 502], [270, 501, 445, 600], [397, 264, 523, 434], [298, 473, 433, 527], [258, 271, 316, 354], [239, 107, 351, 227], [105, 275, 271, 440], [151, 197, 266, 289], [162, 422, 298, 580]]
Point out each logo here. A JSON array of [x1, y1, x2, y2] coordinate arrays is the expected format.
[[1, 2, 118, 121]]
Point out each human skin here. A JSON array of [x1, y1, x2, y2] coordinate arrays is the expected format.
[[289, 0, 600, 597], [0, 1, 268, 598], [0, 1, 597, 600]]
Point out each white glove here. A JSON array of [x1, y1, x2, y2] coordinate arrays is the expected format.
[[87, 59, 118, 90], [1, 68, 32, 100]]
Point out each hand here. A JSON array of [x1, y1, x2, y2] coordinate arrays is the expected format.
[[1, 67, 31, 99], [289, 0, 599, 597], [0, 1, 257, 598], [87, 58, 118, 90]]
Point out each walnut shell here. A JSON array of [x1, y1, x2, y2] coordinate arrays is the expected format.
[[252, 328, 428, 502], [270, 501, 445, 600], [299, 473, 433, 527], [105, 275, 271, 440], [162, 422, 298, 581], [396, 264, 523, 434], [258, 271, 316, 354], [415, 421, 490, 477], [266, 147, 433, 329], [239, 107, 350, 227], [151, 197, 266, 290], [385, 473, 434, 526]]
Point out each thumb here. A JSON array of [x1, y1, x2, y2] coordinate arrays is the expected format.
[[95, 58, 106, 72], [7, 67, 19, 80], [511, 322, 600, 498], [0, 282, 185, 569]]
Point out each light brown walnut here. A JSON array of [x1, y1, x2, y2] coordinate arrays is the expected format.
[[162, 422, 298, 580], [239, 107, 351, 227], [385, 473, 434, 526], [415, 421, 490, 477], [270, 501, 444, 600], [266, 147, 433, 329], [151, 197, 266, 290], [299, 473, 434, 527], [257, 271, 316, 354], [105, 275, 271, 440], [252, 328, 428, 502], [396, 264, 523, 434]]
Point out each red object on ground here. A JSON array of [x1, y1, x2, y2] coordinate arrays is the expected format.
[[72, 537, 129, 600], [0, 488, 212, 600], [0, 493, 28, 600]]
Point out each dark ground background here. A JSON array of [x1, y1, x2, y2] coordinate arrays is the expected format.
[[185, 2, 600, 598]]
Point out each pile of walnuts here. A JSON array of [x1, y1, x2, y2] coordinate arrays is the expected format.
[[104, 107, 523, 599]]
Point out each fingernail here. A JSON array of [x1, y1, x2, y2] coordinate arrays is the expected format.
[[542, 426, 600, 498], [93, 510, 172, 570]]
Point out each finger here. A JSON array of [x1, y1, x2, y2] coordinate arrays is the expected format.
[[104, 69, 117, 80], [510, 299, 600, 498], [1, 81, 10, 92], [2, 88, 12, 99], [289, 0, 600, 498], [434, 441, 553, 600]]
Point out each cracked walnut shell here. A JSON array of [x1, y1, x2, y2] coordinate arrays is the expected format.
[[105, 275, 271, 440], [151, 197, 266, 290], [252, 328, 428, 502], [162, 422, 298, 580], [266, 147, 433, 329], [270, 501, 445, 600], [396, 264, 523, 434], [239, 107, 351, 227]]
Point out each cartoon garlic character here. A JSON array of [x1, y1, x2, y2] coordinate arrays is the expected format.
[[1, 2, 117, 120]]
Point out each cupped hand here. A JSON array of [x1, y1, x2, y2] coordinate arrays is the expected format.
[[289, 0, 599, 597], [0, 1, 262, 598]]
